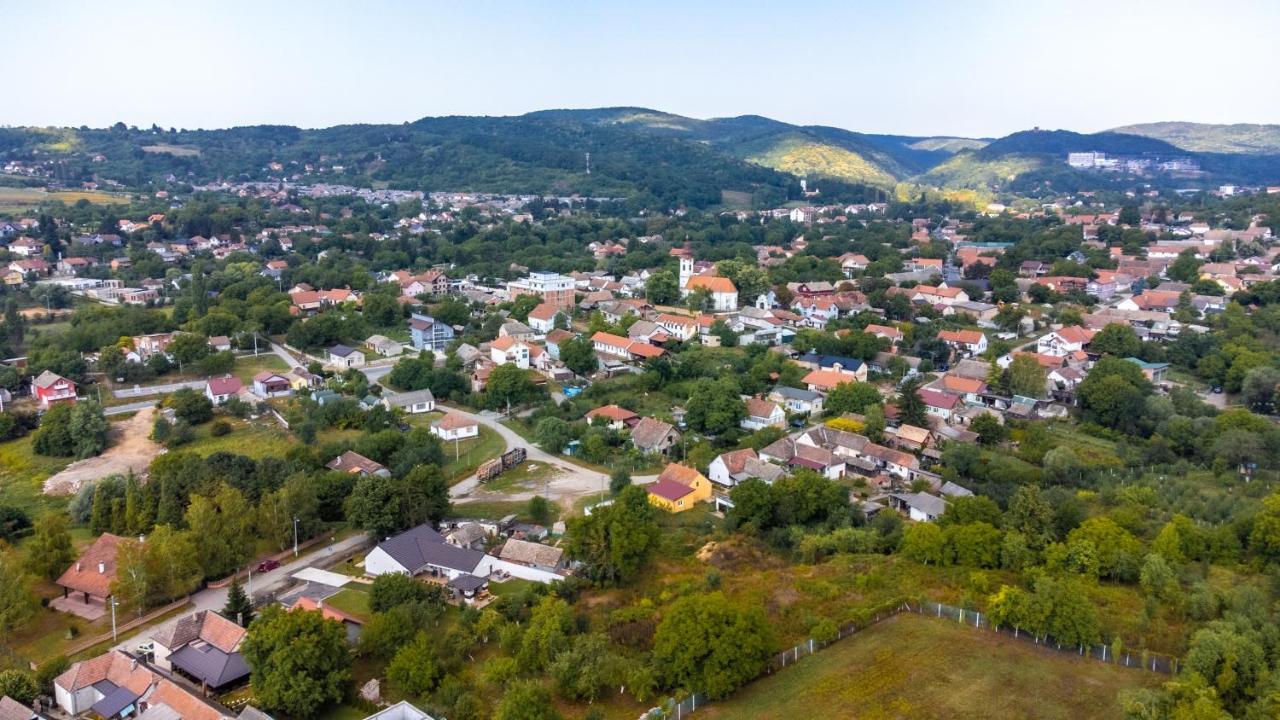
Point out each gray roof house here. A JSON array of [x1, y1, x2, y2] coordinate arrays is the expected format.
[[363, 524, 487, 580], [381, 389, 435, 414]]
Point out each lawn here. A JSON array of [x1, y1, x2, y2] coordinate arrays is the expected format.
[[323, 587, 372, 623], [701, 612, 1159, 720], [439, 425, 507, 484], [180, 419, 296, 459], [0, 434, 74, 514], [232, 353, 290, 383]]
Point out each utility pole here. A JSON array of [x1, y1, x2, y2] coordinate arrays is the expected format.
[[110, 598, 118, 642], [293, 516, 299, 557]]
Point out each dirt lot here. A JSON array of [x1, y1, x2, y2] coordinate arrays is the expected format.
[[43, 407, 164, 495]]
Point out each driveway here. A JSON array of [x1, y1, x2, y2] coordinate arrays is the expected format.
[[111, 533, 370, 652]]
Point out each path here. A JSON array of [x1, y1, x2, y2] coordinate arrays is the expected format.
[[43, 407, 165, 495], [111, 533, 370, 653], [106, 400, 158, 416], [433, 404, 659, 508], [112, 379, 207, 399]]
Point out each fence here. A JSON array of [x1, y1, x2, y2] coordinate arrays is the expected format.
[[905, 600, 1180, 674], [641, 597, 1177, 719]]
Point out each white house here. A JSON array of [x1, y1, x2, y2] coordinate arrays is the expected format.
[[329, 344, 366, 369], [1036, 326, 1094, 357], [381, 389, 435, 414], [526, 303, 563, 334], [205, 375, 243, 406], [489, 336, 532, 369], [432, 413, 479, 441], [654, 313, 698, 342], [936, 329, 988, 357], [740, 397, 785, 431]]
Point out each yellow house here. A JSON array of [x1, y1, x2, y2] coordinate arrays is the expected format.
[[646, 463, 712, 513]]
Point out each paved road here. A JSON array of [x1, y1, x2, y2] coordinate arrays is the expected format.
[[105, 400, 159, 416], [111, 533, 370, 652], [112, 379, 208, 399], [269, 341, 304, 369]]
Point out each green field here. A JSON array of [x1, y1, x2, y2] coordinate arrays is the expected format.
[[702, 612, 1158, 720], [0, 435, 75, 514], [323, 587, 372, 623], [0, 187, 130, 209]]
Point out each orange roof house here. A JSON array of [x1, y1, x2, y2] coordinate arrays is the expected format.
[[56, 533, 124, 602], [646, 464, 711, 513]]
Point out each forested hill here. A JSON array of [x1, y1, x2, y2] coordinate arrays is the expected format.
[[1111, 121, 1280, 155], [2, 110, 1278, 207]]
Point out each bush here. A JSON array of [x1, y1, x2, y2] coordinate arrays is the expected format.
[[209, 420, 232, 437]]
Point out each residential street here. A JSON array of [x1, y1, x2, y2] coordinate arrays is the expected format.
[[110, 533, 370, 653]]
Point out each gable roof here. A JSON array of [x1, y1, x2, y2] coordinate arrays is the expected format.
[[57, 533, 124, 597], [325, 450, 387, 475], [32, 369, 72, 390], [684, 275, 737, 293], [498, 538, 564, 568], [151, 610, 245, 654], [715, 448, 757, 475], [630, 417, 677, 450], [206, 375, 243, 396], [55, 650, 157, 694], [745, 397, 781, 420], [937, 329, 984, 345], [374, 523, 485, 574], [0, 696, 35, 720]]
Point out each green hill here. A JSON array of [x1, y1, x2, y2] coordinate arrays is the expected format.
[[1111, 121, 1280, 154]]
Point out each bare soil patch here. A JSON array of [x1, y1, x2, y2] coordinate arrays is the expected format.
[[43, 407, 163, 495]]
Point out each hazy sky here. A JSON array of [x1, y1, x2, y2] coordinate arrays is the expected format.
[[3, 0, 1276, 137]]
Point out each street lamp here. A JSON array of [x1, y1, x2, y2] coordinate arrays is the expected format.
[[110, 597, 119, 642], [293, 516, 300, 557]]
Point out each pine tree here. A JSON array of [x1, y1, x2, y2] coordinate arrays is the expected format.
[[223, 579, 254, 627], [124, 477, 141, 536], [89, 489, 110, 535]]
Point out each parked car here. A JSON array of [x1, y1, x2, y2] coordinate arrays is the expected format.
[[256, 559, 281, 573], [1212, 386, 1224, 394]]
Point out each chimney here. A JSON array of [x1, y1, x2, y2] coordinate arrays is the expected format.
[[76, 562, 82, 572], [98, 561, 106, 574], [130, 659, 137, 671]]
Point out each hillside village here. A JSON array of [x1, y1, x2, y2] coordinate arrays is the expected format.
[[0, 164, 1279, 720]]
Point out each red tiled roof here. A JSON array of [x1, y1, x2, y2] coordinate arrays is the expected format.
[[57, 533, 124, 597]]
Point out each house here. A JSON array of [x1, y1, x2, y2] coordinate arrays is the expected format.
[[590, 331, 664, 363], [507, 271, 576, 308], [408, 314, 455, 352], [489, 337, 532, 369], [646, 464, 712, 513], [864, 324, 903, 343], [0, 696, 37, 720], [499, 321, 537, 341], [839, 253, 870, 276], [920, 389, 961, 421], [526, 303, 563, 334], [329, 344, 366, 370], [796, 354, 868, 382], [54, 651, 230, 720], [208, 335, 232, 352], [326, 451, 391, 477], [802, 368, 865, 394], [629, 417, 680, 455], [498, 538, 566, 572], [432, 413, 479, 441], [585, 404, 639, 430], [936, 329, 988, 357], [911, 284, 968, 306], [891, 492, 948, 522], [1036, 326, 1095, 357], [365, 335, 403, 358], [364, 524, 488, 580], [381, 389, 435, 414], [252, 371, 292, 398], [654, 314, 699, 342], [287, 596, 365, 643], [55, 533, 123, 609], [769, 386, 825, 415], [707, 448, 785, 487], [741, 397, 785, 431], [150, 611, 249, 690], [205, 375, 243, 406], [32, 370, 76, 408], [1125, 357, 1170, 384]]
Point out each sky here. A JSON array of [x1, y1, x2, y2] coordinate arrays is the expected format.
[[2, 0, 1277, 138]]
